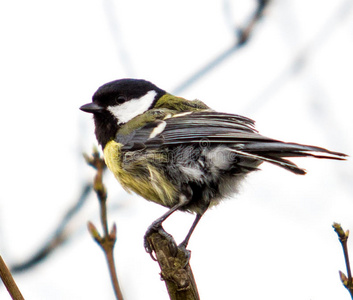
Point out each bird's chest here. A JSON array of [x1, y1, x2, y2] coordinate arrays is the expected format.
[[103, 140, 177, 207]]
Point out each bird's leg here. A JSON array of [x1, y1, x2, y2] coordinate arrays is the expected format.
[[173, 212, 204, 267], [179, 213, 203, 249], [144, 192, 191, 258]]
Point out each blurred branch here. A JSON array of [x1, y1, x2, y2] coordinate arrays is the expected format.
[[146, 230, 200, 300], [243, 0, 353, 115], [85, 148, 124, 300], [102, 0, 136, 77], [333, 222, 353, 298], [172, 0, 270, 94], [0, 255, 24, 300], [11, 183, 92, 273]]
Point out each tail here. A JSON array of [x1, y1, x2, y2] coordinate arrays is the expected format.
[[231, 142, 347, 175]]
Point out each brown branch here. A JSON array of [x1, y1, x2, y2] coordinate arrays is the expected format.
[[146, 230, 200, 300], [85, 148, 124, 300], [333, 222, 353, 299], [0, 255, 25, 300]]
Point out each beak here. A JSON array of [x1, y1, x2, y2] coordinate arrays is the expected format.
[[80, 102, 104, 113]]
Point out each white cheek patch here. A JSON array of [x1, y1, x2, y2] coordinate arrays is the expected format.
[[107, 90, 157, 124]]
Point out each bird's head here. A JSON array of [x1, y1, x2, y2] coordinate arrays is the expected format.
[[80, 78, 166, 147]]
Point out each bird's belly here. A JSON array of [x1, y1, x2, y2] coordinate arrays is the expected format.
[[103, 141, 259, 213], [103, 140, 178, 207]]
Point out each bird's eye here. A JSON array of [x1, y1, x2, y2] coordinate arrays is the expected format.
[[115, 96, 126, 105]]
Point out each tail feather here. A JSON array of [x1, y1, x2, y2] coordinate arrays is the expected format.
[[263, 155, 306, 175], [232, 142, 347, 175], [243, 142, 347, 158], [230, 149, 307, 175]]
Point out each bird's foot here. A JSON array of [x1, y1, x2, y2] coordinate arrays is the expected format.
[[177, 242, 191, 268], [144, 222, 191, 266], [144, 221, 176, 260]]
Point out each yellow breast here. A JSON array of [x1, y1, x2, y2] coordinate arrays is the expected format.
[[103, 140, 177, 207]]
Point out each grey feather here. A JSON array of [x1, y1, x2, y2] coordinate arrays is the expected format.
[[118, 111, 346, 175]]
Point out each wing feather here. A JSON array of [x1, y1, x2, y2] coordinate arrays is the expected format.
[[117, 111, 346, 174]]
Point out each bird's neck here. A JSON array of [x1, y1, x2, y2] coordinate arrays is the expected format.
[[154, 93, 210, 111]]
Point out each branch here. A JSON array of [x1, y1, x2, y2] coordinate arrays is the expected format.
[[243, 0, 353, 116], [172, 0, 271, 94], [85, 148, 124, 300], [11, 183, 92, 273], [0, 255, 24, 300], [333, 222, 353, 299], [146, 230, 200, 300]]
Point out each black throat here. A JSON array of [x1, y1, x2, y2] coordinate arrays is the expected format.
[[93, 112, 119, 149]]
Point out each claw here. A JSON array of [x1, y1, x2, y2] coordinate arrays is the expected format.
[[177, 243, 191, 268], [145, 238, 157, 261], [144, 221, 163, 260], [144, 221, 179, 259]]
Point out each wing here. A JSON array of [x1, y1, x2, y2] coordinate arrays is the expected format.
[[118, 111, 262, 147], [117, 111, 346, 174]]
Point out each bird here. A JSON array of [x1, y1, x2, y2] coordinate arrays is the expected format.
[[80, 78, 347, 254]]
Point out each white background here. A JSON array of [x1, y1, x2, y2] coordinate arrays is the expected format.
[[1, 0, 353, 299]]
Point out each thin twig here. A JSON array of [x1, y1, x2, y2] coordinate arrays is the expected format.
[[102, 0, 136, 77], [11, 183, 92, 273], [172, 0, 270, 94], [85, 148, 124, 300], [243, 0, 353, 116], [0, 255, 25, 300], [333, 222, 353, 299]]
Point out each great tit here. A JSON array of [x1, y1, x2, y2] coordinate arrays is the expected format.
[[80, 78, 346, 251]]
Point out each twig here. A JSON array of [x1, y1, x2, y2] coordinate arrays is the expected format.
[[172, 0, 270, 94], [146, 230, 200, 300], [102, 0, 136, 77], [243, 0, 353, 116], [85, 148, 124, 300], [11, 183, 92, 273], [333, 222, 353, 298], [0, 255, 25, 300]]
